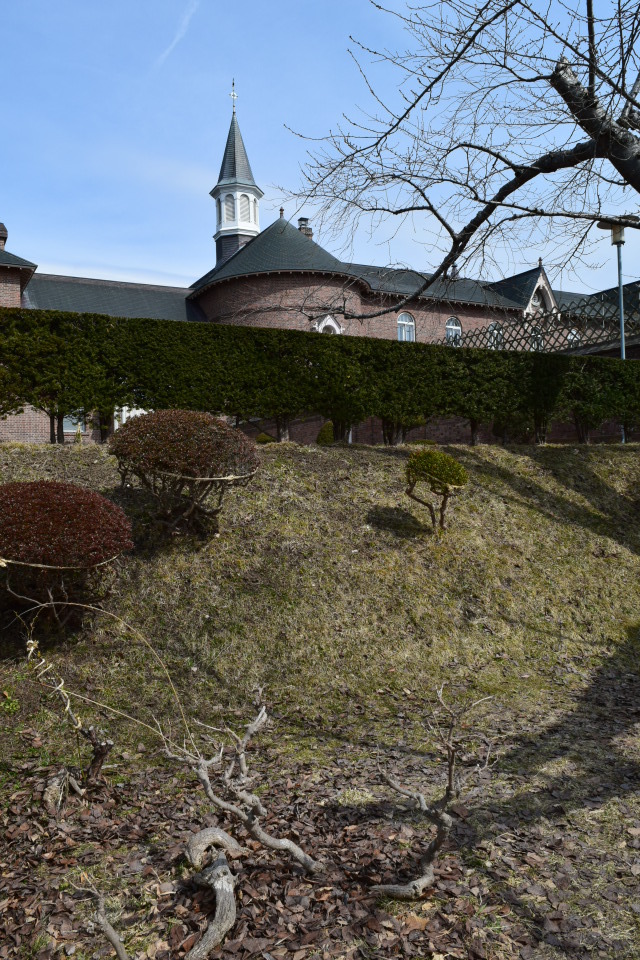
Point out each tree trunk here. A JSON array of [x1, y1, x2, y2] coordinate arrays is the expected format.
[[186, 856, 236, 959], [382, 419, 404, 445], [275, 416, 290, 442], [49, 411, 56, 444], [469, 419, 479, 446], [99, 409, 114, 443], [534, 414, 547, 444], [56, 413, 65, 444], [333, 420, 350, 443], [574, 413, 591, 444]]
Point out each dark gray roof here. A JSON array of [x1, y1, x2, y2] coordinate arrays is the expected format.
[[346, 263, 522, 309], [550, 280, 640, 320], [488, 267, 542, 307], [191, 218, 522, 310], [217, 113, 257, 187], [0, 248, 37, 270], [551, 288, 587, 309], [23, 273, 204, 322], [190, 218, 344, 293]]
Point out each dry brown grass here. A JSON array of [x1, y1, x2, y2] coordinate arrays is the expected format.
[[0, 440, 639, 740]]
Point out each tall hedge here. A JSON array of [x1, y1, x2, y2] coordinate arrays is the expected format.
[[0, 307, 638, 444]]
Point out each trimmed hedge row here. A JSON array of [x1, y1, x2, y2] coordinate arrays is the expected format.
[[1, 307, 638, 443]]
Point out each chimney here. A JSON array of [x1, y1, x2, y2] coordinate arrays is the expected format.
[[0, 224, 7, 251], [298, 217, 313, 239], [450, 262, 459, 280]]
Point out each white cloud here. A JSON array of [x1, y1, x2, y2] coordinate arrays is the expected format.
[[154, 0, 200, 69]]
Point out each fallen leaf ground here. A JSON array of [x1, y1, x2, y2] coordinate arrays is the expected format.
[[1, 441, 639, 959]]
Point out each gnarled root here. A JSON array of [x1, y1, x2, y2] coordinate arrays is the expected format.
[[186, 855, 237, 960], [370, 864, 435, 900], [186, 827, 244, 870], [194, 759, 323, 876], [245, 817, 323, 875]]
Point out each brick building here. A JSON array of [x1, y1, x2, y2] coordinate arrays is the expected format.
[[0, 107, 606, 443]]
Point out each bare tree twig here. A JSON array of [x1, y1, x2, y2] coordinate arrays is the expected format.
[[370, 685, 496, 899]]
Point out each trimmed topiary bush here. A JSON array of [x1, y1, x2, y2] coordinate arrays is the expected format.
[[405, 449, 469, 531], [108, 410, 259, 533], [0, 480, 133, 620], [316, 421, 334, 446]]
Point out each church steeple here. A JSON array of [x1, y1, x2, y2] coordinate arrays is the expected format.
[[211, 84, 263, 266]]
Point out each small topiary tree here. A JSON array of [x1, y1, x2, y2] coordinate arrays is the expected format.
[[108, 410, 259, 533], [316, 420, 334, 446], [405, 449, 469, 531], [0, 480, 133, 622]]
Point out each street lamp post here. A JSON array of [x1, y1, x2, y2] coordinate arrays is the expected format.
[[597, 220, 627, 443]]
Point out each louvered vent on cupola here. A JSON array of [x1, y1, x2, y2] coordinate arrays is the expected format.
[[240, 194, 250, 220], [225, 194, 235, 220]]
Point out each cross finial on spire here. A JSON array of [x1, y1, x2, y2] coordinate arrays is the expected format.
[[230, 79, 238, 114]]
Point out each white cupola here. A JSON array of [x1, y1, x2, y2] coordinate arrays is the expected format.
[[211, 85, 264, 266]]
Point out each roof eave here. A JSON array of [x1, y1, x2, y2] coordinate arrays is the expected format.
[[189, 267, 524, 311], [211, 180, 264, 197], [0, 261, 38, 292]]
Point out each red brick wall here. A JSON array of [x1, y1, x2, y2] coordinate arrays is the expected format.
[[0, 407, 50, 443], [194, 272, 514, 341], [0, 269, 22, 308], [242, 414, 633, 447], [0, 407, 101, 444]]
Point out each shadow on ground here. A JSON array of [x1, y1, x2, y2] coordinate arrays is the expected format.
[[280, 624, 640, 956], [366, 505, 432, 539], [457, 444, 640, 559]]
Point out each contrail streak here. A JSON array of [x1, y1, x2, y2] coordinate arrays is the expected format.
[[155, 0, 200, 68]]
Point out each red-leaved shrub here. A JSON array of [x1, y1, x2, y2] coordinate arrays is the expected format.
[[108, 411, 259, 532], [0, 481, 133, 567], [108, 410, 259, 479], [0, 481, 133, 627]]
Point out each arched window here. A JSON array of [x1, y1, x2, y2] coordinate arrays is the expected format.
[[530, 326, 545, 351], [239, 194, 250, 220], [224, 194, 235, 221], [487, 322, 503, 350], [446, 317, 462, 345], [531, 288, 547, 312], [216, 198, 221, 226], [253, 198, 258, 222], [315, 315, 343, 335], [397, 312, 415, 342]]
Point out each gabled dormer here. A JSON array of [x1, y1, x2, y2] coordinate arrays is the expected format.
[[489, 261, 558, 316]]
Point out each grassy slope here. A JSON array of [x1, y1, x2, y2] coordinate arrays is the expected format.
[[1, 441, 640, 957], [1, 438, 639, 756]]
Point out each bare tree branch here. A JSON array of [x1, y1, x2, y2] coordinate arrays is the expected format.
[[294, 0, 640, 304]]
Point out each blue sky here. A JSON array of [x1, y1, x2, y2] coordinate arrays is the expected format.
[[3, 1, 638, 293]]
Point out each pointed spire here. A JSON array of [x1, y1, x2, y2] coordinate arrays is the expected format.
[[217, 111, 257, 187], [216, 81, 255, 187]]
